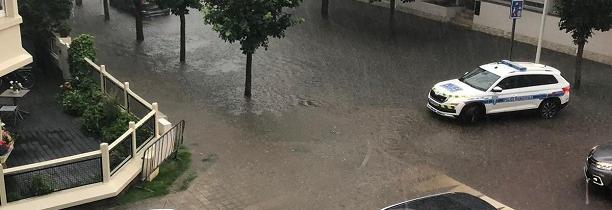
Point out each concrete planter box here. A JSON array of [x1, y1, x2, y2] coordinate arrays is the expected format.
[[356, 0, 463, 22], [399, 1, 463, 22], [49, 34, 72, 80]]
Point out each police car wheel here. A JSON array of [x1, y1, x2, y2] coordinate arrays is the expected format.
[[460, 105, 483, 123], [539, 99, 560, 119]]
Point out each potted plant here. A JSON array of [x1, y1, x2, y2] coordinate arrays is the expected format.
[[9, 81, 24, 93], [0, 130, 15, 166]]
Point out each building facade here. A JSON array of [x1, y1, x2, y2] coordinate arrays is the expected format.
[[473, 0, 612, 65], [0, 0, 32, 77]]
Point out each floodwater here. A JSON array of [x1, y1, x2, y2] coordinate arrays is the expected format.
[[71, 0, 612, 209]]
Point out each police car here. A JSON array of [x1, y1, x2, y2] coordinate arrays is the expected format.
[[427, 60, 570, 122]]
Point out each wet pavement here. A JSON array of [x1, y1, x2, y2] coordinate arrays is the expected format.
[[71, 0, 612, 209]]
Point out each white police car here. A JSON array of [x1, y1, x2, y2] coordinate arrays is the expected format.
[[427, 60, 570, 122]]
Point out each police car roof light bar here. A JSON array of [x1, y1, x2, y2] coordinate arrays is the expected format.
[[500, 60, 527, 71]]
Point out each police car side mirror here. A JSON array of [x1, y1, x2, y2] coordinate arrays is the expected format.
[[464, 72, 469, 76], [492, 86, 503, 93]]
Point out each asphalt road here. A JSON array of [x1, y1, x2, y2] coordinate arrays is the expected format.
[[71, 0, 612, 209]]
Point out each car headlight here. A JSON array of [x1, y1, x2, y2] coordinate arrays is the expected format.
[[595, 162, 612, 171]]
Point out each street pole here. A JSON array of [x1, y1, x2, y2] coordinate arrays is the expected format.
[[510, 19, 516, 60], [534, 0, 549, 63], [508, 0, 523, 61]]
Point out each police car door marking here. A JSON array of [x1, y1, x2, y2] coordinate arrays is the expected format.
[[475, 91, 564, 105]]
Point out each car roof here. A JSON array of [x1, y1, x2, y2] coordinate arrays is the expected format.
[[480, 60, 561, 77], [381, 192, 497, 210]]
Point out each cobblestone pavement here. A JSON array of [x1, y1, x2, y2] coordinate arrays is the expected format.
[[71, 0, 612, 209]]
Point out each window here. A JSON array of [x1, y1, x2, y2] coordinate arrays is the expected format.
[[497, 76, 532, 89], [497, 75, 558, 90], [497, 76, 519, 89], [526, 75, 558, 86], [459, 68, 501, 91]]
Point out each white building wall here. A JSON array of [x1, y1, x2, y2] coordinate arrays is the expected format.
[[473, 1, 612, 64], [0, 0, 32, 77]]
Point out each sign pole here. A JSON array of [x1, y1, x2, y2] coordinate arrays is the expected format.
[[510, 18, 516, 60], [508, 0, 523, 60]]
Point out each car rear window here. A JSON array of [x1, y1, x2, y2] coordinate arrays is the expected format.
[[384, 193, 496, 210], [526, 75, 558, 86]]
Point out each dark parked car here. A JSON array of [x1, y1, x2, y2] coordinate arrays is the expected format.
[[381, 192, 496, 210], [585, 144, 612, 187], [109, 0, 170, 17]]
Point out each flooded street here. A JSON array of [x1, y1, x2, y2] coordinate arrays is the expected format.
[[72, 0, 612, 209]]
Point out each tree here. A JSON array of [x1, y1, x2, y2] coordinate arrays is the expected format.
[[369, 0, 414, 18], [18, 0, 73, 66], [18, 0, 73, 37], [556, 0, 612, 89], [155, 0, 204, 63], [322, 0, 329, 17], [133, 0, 144, 41], [202, 0, 303, 98]]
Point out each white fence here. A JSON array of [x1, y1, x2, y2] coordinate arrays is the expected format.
[[0, 58, 165, 208]]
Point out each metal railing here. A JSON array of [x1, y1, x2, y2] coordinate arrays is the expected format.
[[2, 153, 102, 202], [109, 132, 133, 175], [135, 112, 156, 151], [141, 120, 185, 181]]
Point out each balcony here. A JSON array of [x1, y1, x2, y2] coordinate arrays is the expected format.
[[0, 0, 33, 77], [0, 58, 182, 209]]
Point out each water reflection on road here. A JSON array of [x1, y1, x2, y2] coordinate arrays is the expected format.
[[72, 0, 612, 209]]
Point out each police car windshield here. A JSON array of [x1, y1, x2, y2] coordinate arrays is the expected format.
[[459, 68, 500, 91]]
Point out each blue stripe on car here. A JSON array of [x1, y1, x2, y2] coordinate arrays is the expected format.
[[472, 91, 565, 105]]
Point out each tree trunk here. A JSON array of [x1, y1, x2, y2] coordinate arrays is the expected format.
[[76, 0, 82, 6], [322, 0, 329, 17], [180, 13, 186, 63], [574, 42, 585, 89], [134, 0, 144, 41], [244, 53, 253, 98], [103, 0, 110, 20], [390, 0, 396, 18]]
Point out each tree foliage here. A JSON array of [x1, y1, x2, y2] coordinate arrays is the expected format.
[[555, 0, 612, 89], [68, 34, 96, 77], [556, 0, 612, 45], [155, 0, 203, 15], [18, 0, 73, 36], [202, 0, 303, 54]]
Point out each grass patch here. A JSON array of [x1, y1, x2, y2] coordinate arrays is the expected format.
[[115, 147, 192, 204], [177, 171, 197, 191]]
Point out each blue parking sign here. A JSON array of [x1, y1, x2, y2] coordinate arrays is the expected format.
[[510, 0, 523, 19]]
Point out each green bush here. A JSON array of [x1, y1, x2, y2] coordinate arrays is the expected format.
[[81, 101, 104, 136], [101, 111, 137, 143], [55, 21, 71, 37], [82, 95, 125, 136], [58, 77, 103, 116], [68, 34, 96, 77], [59, 89, 88, 116], [30, 174, 55, 196]]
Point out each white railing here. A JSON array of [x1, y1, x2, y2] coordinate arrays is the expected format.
[[0, 58, 163, 206]]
